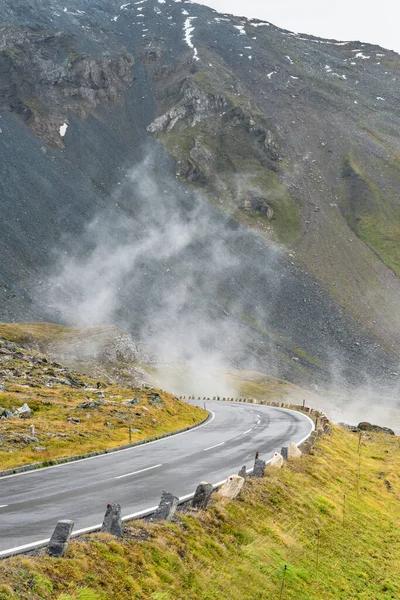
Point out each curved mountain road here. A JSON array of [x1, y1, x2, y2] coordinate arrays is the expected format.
[[0, 401, 313, 557]]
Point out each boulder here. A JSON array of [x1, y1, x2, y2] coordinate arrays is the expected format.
[[67, 417, 80, 424], [270, 452, 284, 468], [0, 408, 13, 419], [47, 520, 74, 557], [192, 482, 214, 509], [122, 398, 139, 406], [77, 400, 102, 410], [153, 491, 179, 521], [358, 422, 395, 435], [8, 433, 38, 444], [149, 393, 163, 405], [101, 503, 122, 537], [218, 475, 244, 499], [16, 403, 32, 418]]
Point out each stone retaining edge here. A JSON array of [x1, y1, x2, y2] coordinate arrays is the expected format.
[[0, 412, 212, 479]]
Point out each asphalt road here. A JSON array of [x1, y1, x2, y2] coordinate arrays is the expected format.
[[0, 401, 313, 557]]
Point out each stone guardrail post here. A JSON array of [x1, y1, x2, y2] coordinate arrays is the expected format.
[[192, 482, 214, 509], [218, 475, 244, 499], [153, 491, 179, 521], [253, 458, 266, 477], [47, 520, 74, 557], [101, 503, 122, 537]]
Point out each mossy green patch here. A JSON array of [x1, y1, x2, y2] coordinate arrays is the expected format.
[[340, 152, 400, 276]]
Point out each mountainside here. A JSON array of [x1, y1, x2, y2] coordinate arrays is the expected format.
[[1, 0, 400, 393]]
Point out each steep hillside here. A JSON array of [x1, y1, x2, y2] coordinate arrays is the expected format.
[[0, 0, 400, 392], [1, 427, 399, 599]]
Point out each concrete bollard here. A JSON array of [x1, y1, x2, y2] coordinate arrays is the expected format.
[[238, 465, 247, 480], [252, 458, 266, 477], [281, 446, 289, 460], [218, 475, 244, 499], [153, 491, 179, 521], [192, 482, 214, 509], [270, 452, 284, 468], [288, 443, 302, 459], [101, 503, 122, 537], [29, 424, 35, 436], [47, 520, 74, 557]]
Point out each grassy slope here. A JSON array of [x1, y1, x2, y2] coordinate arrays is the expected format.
[[0, 327, 206, 471], [1, 427, 399, 599]]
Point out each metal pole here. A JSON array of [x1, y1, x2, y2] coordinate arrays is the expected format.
[[279, 565, 287, 600], [129, 425, 132, 443], [343, 494, 346, 526]]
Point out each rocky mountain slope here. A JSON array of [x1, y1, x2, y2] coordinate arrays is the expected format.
[[0, 0, 399, 391]]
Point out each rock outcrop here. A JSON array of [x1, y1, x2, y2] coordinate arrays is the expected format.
[[0, 27, 133, 145]]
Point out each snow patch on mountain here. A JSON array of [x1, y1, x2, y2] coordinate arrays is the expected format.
[[183, 17, 199, 61]]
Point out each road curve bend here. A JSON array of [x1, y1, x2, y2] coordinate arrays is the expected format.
[[0, 400, 313, 557]]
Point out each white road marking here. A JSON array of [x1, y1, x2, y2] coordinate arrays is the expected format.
[[115, 464, 162, 479], [0, 505, 8, 508], [203, 442, 225, 451], [242, 429, 252, 434], [0, 411, 215, 481], [0, 405, 315, 558]]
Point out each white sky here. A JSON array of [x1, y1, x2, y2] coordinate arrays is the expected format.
[[197, 0, 400, 54]]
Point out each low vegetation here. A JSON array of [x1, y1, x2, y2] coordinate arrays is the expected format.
[[0, 329, 206, 472], [1, 426, 399, 599]]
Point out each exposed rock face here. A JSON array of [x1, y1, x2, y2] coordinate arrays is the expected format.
[[358, 422, 395, 435], [147, 80, 227, 133], [241, 191, 274, 219], [0, 26, 134, 145]]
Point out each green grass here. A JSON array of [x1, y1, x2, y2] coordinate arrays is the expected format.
[[1, 426, 399, 599], [340, 152, 400, 276], [0, 324, 206, 471]]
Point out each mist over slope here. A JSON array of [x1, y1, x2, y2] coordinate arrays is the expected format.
[[0, 0, 399, 393]]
